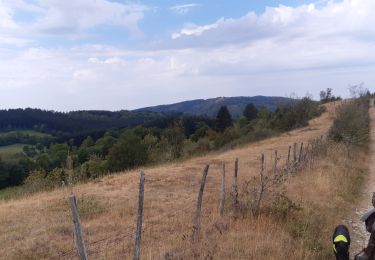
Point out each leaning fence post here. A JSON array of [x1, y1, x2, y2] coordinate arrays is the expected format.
[[233, 158, 239, 208], [298, 142, 304, 163], [192, 165, 210, 242], [69, 193, 88, 260], [293, 143, 297, 165], [219, 162, 226, 216], [255, 154, 265, 215], [133, 171, 145, 260]]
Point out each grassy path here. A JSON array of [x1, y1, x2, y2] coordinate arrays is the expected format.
[[348, 99, 375, 256]]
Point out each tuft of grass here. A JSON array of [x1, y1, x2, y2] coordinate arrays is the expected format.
[[0, 186, 21, 200], [77, 195, 107, 220]]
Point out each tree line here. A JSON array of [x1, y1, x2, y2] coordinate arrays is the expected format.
[[0, 108, 171, 142]]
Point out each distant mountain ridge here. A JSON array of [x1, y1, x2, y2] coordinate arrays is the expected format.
[[135, 96, 295, 118]]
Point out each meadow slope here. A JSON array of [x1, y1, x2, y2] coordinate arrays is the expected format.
[[0, 102, 342, 259]]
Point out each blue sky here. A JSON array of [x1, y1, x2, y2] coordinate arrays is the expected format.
[[6, 0, 321, 49], [0, 0, 374, 110]]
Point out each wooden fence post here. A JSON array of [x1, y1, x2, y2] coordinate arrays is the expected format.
[[293, 143, 297, 165], [255, 154, 265, 215], [193, 165, 210, 242], [133, 171, 145, 260], [219, 162, 226, 216], [69, 193, 88, 260], [286, 145, 291, 171], [233, 158, 239, 208], [298, 142, 304, 163], [274, 150, 278, 173]]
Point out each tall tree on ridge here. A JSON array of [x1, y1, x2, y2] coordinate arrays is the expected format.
[[216, 106, 232, 133]]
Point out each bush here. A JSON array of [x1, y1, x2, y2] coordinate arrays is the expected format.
[[214, 127, 240, 149], [107, 133, 148, 171], [79, 156, 107, 180], [23, 170, 49, 192], [271, 97, 323, 131], [329, 99, 369, 146], [45, 168, 66, 186]]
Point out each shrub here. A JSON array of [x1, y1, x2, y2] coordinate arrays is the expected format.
[[329, 99, 369, 146], [45, 168, 66, 186], [107, 133, 148, 171], [80, 156, 107, 180], [271, 97, 323, 131], [214, 127, 240, 149], [23, 170, 50, 193]]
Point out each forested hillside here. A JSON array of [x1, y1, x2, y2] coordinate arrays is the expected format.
[[0, 109, 168, 140], [136, 96, 294, 118]]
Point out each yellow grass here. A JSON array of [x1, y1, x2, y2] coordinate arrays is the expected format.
[[0, 101, 367, 259]]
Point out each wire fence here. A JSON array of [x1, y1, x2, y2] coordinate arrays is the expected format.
[[53, 137, 324, 259]]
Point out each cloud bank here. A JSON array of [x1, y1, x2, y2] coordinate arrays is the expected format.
[[0, 0, 374, 110]]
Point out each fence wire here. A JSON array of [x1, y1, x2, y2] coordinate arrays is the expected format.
[[54, 139, 321, 259]]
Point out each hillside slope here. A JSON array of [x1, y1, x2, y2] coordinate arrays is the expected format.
[[348, 99, 375, 255], [0, 102, 337, 259], [136, 96, 294, 118]]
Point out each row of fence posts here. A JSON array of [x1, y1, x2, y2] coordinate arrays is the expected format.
[[67, 138, 320, 260], [68, 171, 146, 260]]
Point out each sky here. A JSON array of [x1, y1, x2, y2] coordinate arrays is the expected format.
[[0, 0, 374, 111]]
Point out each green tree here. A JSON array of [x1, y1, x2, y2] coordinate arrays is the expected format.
[[216, 106, 233, 133], [49, 143, 70, 168], [36, 153, 51, 171], [95, 133, 116, 156], [0, 158, 8, 188], [163, 126, 185, 159], [23, 145, 37, 157], [77, 148, 89, 164], [257, 106, 271, 120], [81, 136, 94, 148], [80, 155, 106, 179], [243, 103, 258, 121], [35, 143, 44, 152], [107, 133, 148, 171], [144, 134, 158, 153], [191, 122, 209, 142]]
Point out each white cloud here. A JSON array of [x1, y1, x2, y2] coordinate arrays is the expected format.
[[163, 0, 375, 76], [0, 2, 20, 32], [172, 23, 218, 39], [88, 56, 125, 65], [32, 0, 148, 36], [0, 0, 149, 42], [170, 3, 200, 15], [0, 35, 31, 47], [1, 0, 375, 110], [169, 0, 375, 47]]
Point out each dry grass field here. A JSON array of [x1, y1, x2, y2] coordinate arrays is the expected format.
[[0, 101, 368, 260]]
